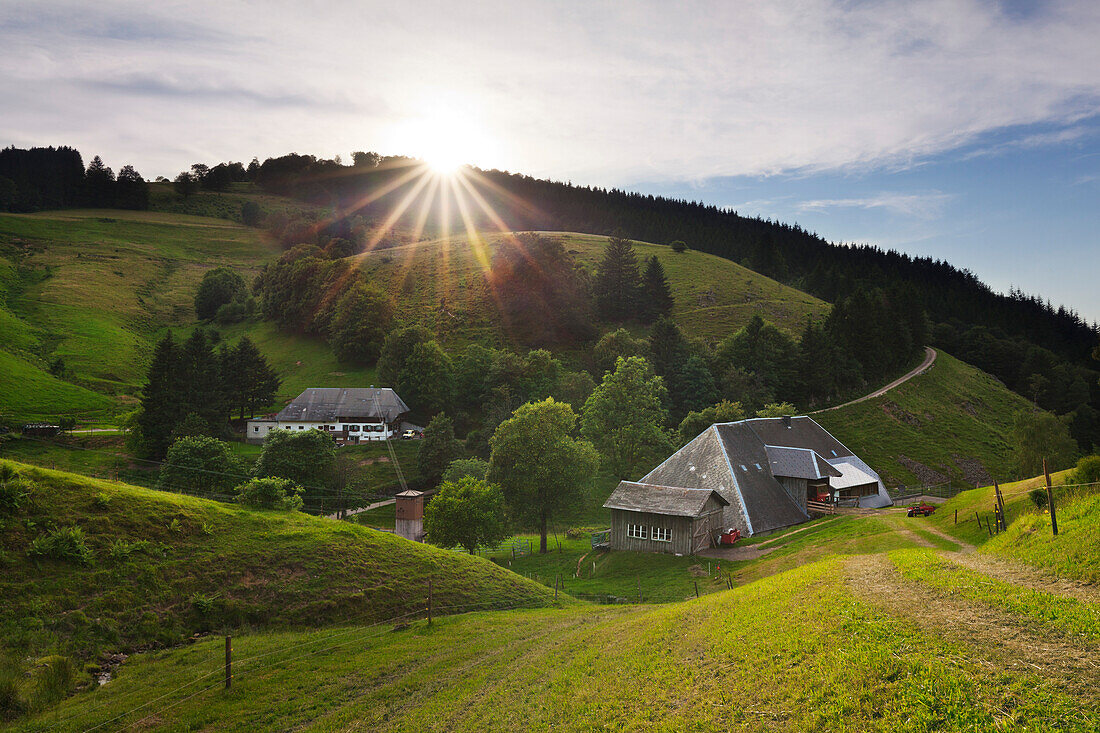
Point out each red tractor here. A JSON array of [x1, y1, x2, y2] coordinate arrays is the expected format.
[[906, 502, 937, 517]]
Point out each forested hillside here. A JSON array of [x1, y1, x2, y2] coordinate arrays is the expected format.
[[237, 152, 1100, 451]]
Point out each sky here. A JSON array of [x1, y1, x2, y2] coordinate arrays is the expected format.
[[2, 0, 1098, 321]]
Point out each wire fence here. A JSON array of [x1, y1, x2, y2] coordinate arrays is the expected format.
[[49, 594, 565, 732], [2, 433, 401, 516]]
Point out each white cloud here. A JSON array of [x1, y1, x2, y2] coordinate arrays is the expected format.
[[2, 0, 1099, 182], [797, 192, 953, 219]]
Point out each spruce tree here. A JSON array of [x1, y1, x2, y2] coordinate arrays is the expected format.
[[648, 317, 689, 378], [640, 255, 674, 322], [238, 337, 280, 418], [594, 236, 642, 321], [179, 330, 226, 430], [84, 155, 115, 207], [137, 333, 183, 458]]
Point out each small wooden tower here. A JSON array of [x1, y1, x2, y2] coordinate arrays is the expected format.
[[394, 490, 425, 542]]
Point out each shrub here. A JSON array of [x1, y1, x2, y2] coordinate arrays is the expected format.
[[107, 538, 149, 562], [0, 480, 27, 515], [191, 593, 219, 616], [92, 492, 111, 509], [1029, 487, 1048, 509], [235, 477, 304, 510], [240, 200, 263, 226], [1070, 455, 1100, 487], [26, 655, 75, 712], [0, 657, 25, 721], [670, 240, 687, 253], [28, 526, 94, 565]]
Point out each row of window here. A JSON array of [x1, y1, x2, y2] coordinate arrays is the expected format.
[[253, 424, 386, 433], [626, 524, 671, 542]]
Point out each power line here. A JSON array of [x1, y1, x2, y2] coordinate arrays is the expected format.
[[7, 433, 401, 503]]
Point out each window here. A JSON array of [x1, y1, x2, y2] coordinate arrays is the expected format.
[[754, 463, 762, 470], [253, 427, 259, 433], [627, 524, 647, 539], [651, 526, 671, 542], [298, 425, 304, 430], [348, 425, 360, 432]]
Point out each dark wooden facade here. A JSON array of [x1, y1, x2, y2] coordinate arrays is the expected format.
[[609, 493, 726, 555]]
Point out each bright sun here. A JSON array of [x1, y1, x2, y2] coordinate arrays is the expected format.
[[388, 102, 496, 176]]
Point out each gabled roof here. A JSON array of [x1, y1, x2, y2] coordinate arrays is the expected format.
[[604, 482, 729, 517], [713, 423, 809, 533], [744, 416, 854, 460], [275, 387, 409, 423], [764, 445, 843, 480]]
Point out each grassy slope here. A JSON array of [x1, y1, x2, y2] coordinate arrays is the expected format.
[[355, 230, 829, 349], [0, 460, 559, 666], [922, 468, 1100, 583], [815, 350, 1038, 488], [0, 433, 423, 501], [18, 555, 1100, 732], [0, 210, 278, 420], [0, 203, 827, 423]]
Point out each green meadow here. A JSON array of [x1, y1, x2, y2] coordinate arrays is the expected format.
[[815, 350, 1038, 488]]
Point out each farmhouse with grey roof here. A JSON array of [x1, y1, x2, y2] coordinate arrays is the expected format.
[[246, 387, 410, 444], [602, 416, 889, 553]]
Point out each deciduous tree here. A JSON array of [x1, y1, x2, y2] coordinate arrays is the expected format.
[[418, 413, 464, 486], [581, 356, 674, 479], [423, 477, 509, 554], [489, 398, 599, 553], [327, 281, 394, 364], [158, 436, 240, 495], [252, 429, 336, 500]]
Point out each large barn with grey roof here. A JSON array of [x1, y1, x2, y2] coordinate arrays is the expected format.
[[602, 416, 889, 553]]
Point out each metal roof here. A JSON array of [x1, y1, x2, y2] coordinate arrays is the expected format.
[[828, 461, 879, 490], [275, 387, 410, 423], [764, 445, 843, 480], [603, 482, 729, 517]]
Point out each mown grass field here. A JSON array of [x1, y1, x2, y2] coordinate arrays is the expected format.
[[7, 464, 1100, 729], [815, 350, 1039, 489], [14, 552, 1100, 732]]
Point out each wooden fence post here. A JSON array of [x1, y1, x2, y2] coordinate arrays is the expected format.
[[954, 509, 957, 525], [694, 581, 699, 598], [1044, 458, 1058, 537], [225, 635, 232, 689], [994, 482, 1006, 531]]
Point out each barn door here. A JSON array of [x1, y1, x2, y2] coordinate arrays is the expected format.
[[692, 520, 712, 553]]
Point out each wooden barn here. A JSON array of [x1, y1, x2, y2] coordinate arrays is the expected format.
[[603, 416, 890, 554], [603, 481, 729, 555]]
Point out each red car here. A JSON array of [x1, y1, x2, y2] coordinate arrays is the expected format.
[[906, 502, 936, 517]]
